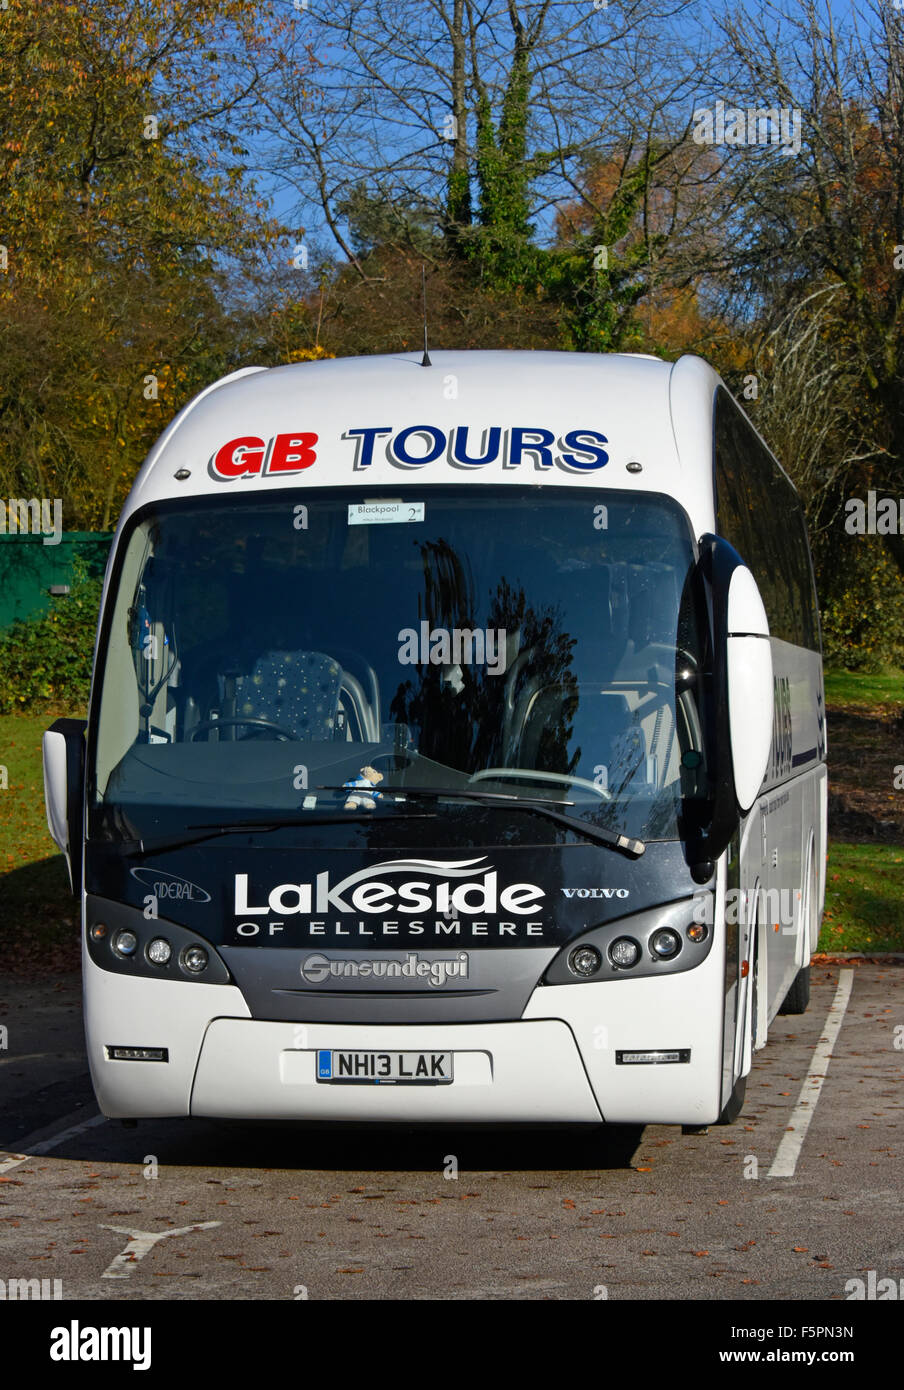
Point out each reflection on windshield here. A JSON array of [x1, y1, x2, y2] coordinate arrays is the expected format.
[[91, 486, 709, 842]]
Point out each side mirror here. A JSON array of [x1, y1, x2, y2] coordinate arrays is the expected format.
[[42, 718, 86, 898], [695, 536, 772, 863], [726, 566, 773, 811]]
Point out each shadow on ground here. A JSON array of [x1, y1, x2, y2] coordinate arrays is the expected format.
[[0, 854, 79, 974], [20, 1115, 648, 1174]]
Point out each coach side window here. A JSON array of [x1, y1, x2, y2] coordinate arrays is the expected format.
[[785, 500, 821, 651], [713, 388, 819, 651]]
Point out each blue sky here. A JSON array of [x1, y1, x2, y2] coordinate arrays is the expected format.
[[252, 0, 884, 264]]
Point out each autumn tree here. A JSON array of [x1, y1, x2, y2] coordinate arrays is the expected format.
[[0, 0, 293, 527], [708, 0, 904, 575]]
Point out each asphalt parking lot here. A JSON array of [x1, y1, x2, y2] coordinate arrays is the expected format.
[[0, 961, 901, 1302]]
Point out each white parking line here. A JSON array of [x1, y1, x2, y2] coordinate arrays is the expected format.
[[0, 1052, 83, 1067], [768, 969, 854, 1178], [100, 1222, 221, 1279], [29, 1112, 109, 1154], [0, 1112, 108, 1174]]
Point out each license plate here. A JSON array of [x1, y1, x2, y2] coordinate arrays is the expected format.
[[316, 1050, 453, 1085]]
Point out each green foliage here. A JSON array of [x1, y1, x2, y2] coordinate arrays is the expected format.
[[547, 246, 649, 354], [456, 137, 672, 348], [817, 540, 904, 673], [0, 559, 102, 715], [337, 184, 440, 256]]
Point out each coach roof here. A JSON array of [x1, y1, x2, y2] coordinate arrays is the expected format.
[[121, 350, 722, 531]]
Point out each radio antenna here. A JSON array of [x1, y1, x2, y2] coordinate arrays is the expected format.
[[420, 265, 432, 366]]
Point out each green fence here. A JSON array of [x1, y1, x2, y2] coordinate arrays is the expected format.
[[0, 533, 113, 632]]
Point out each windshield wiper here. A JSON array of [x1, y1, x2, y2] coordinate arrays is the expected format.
[[106, 788, 645, 860], [100, 810, 438, 858], [317, 785, 645, 857]]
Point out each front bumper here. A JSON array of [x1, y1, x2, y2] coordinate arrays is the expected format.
[[191, 1017, 602, 1123], [84, 932, 725, 1124]]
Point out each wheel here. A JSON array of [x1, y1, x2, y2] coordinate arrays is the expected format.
[[717, 1072, 747, 1125], [779, 964, 810, 1016]]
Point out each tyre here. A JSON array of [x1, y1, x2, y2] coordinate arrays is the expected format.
[[716, 1071, 747, 1125], [778, 964, 810, 1016]]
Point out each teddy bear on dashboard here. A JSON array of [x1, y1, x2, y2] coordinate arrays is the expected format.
[[342, 765, 384, 810]]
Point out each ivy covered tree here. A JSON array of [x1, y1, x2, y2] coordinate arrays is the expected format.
[[258, 0, 701, 350]]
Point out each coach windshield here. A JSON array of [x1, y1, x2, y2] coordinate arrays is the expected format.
[[89, 485, 709, 845]]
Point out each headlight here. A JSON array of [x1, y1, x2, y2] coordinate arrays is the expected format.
[[87, 896, 230, 984], [609, 937, 640, 969], [181, 945, 209, 974], [146, 937, 172, 966], [650, 928, 681, 959], [112, 929, 138, 958], [568, 945, 602, 977], [543, 897, 716, 987]]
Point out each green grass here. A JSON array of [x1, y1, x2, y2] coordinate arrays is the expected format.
[[820, 843, 904, 953], [0, 711, 78, 970], [819, 668, 904, 951], [823, 667, 903, 709], [0, 711, 64, 878]]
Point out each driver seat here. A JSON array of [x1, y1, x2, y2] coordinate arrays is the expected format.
[[218, 650, 344, 740]]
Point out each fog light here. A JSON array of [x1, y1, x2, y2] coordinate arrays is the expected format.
[[651, 928, 681, 959], [568, 945, 602, 977], [106, 1046, 168, 1062], [90, 922, 107, 940], [616, 1049, 690, 1065], [687, 923, 708, 943], [181, 945, 209, 974], [112, 929, 138, 958], [609, 937, 640, 969], [146, 937, 172, 966]]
